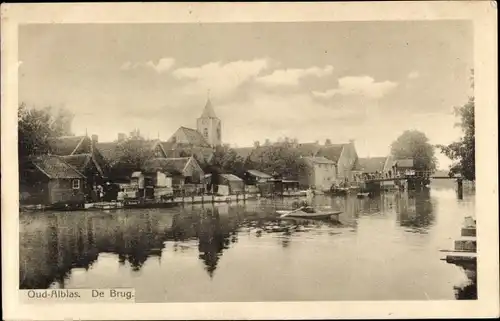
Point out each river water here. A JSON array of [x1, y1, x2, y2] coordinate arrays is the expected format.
[[20, 184, 476, 301]]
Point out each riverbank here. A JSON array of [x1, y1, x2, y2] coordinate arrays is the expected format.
[[20, 193, 266, 212]]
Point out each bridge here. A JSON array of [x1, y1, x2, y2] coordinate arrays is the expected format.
[[361, 170, 465, 199], [363, 170, 460, 183], [364, 175, 459, 183]]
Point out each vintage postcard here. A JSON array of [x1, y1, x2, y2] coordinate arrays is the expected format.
[[1, 2, 498, 320]]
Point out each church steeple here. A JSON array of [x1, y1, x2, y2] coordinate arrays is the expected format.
[[200, 90, 218, 119], [197, 92, 222, 147]]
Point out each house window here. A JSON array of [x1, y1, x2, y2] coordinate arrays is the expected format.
[[72, 179, 80, 189], [203, 128, 208, 138]]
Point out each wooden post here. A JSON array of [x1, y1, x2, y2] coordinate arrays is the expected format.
[[457, 178, 463, 200]]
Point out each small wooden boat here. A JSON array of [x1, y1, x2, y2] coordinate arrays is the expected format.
[[277, 207, 342, 220], [356, 192, 371, 198], [93, 201, 124, 210]]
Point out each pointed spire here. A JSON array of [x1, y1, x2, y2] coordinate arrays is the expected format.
[[200, 92, 218, 119]]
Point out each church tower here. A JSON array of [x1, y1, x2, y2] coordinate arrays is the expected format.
[[196, 95, 221, 147]]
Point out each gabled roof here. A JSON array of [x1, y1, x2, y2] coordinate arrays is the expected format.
[[220, 173, 243, 182], [356, 157, 388, 173], [131, 171, 143, 178], [199, 98, 218, 119], [48, 135, 88, 156], [303, 156, 336, 164], [31, 155, 85, 179], [161, 142, 214, 163], [60, 154, 92, 173], [143, 157, 191, 175], [95, 142, 119, 161], [296, 143, 321, 156], [246, 169, 272, 179], [316, 144, 346, 162], [96, 139, 165, 162], [169, 127, 211, 147]]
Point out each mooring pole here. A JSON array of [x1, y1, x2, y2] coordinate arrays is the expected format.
[[457, 178, 463, 200]]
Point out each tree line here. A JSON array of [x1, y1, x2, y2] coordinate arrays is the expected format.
[[18, 83, 476, 183]]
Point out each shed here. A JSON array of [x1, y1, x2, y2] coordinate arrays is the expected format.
[[244, 169, 272, 185], [19, 155, 86, 206], [219, 174, 245, 195]]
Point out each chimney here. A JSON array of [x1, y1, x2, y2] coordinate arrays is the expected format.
[[91, 134, 98, 143], [254, 141, 260, 148], [348, 139, 355, 145], [118, 133, 126, 142]]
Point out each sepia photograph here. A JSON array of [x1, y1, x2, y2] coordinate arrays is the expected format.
[[2, 2, 498, 320]]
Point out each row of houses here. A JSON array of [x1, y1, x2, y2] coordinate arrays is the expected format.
[[19, 98, 417, 206], [19, 132, 414, 207]]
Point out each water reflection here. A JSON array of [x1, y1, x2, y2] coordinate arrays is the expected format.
[[19, 189, 476, 301], [396, 189, 435, 233]]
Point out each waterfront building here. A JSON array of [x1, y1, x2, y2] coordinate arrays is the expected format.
[[299, 156, 337, 191], [143, 156, 205, 196], [19, 155, 86, 206], [48, 134, 107, 195]]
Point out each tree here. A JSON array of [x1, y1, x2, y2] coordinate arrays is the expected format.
[[437, 69, 475, 180], [109, 134, 155, 179], [18, 103, 74, 159], [390, 130, 437, 171], [254, 142, 306, 179], [211, 145, 246, 176]]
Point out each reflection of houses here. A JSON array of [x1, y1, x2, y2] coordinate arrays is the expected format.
[[48, 134, 107, 195], [299, 156, 336, 191], [19, 155, 86, 206], [143, 156, 205, 196]]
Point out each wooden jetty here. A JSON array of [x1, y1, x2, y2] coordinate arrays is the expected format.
[[441, 216, 477, 272]]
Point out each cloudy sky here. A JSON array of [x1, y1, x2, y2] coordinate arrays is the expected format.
[[19, 21, 473, 169]]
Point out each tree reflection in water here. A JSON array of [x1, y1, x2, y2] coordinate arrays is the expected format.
[[196, 207, 232, 278], [396, 189, 435, 232], [19, 193, 472, 301]]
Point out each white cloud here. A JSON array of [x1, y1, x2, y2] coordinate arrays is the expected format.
[[408, 71, 420, 79], [312, 76, 398, 99], [120, 57, 176, 73], [172, 59, 269, 96], [256, 65, 334, 86], [217, 91, 362, 146]]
